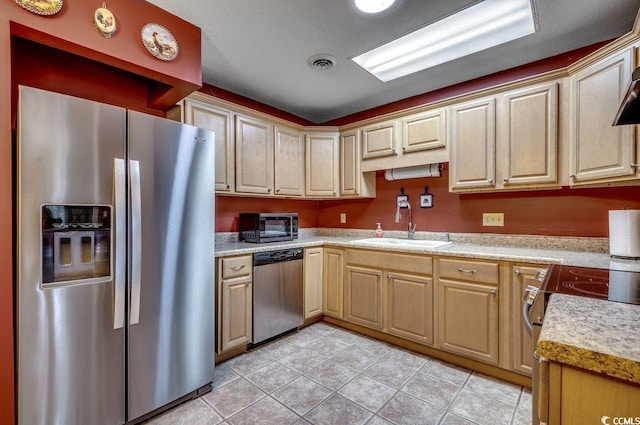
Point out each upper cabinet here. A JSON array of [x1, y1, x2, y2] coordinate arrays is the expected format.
[[183, 99, 234, 192], [450, 97, 497, 191], [569, 47, 638, 186], [305, 131, 339, 197], [235, 114, 274, 195], [274, 125, 304, 196], [450, 82, 560, 193], [340, 130, 376, 198], [501, 82, 559, 188], [356, 107, 449, 172], [401, 108, 447, 153]]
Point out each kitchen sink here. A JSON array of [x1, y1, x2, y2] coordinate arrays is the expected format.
[[350, 238, 452, 249]]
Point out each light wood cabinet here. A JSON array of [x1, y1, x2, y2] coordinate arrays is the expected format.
[[345, 265, 384, 331], [217, 255, 253, 353], [387, 272, 433, 345], [511, 264, 546, 376], [323, 248, 344, 319], [569, 47, 637, 185], [235, 114, 274, 194], [401, 108, 447, 153], [184, 99, 234, 192], [304, 247, 323, 319], [541, 361, 640, 425], [501, 83, 558, 188], [436, 258, 500, 365], [361, 120, 398, 159], [339, 130, 376, 197], [274, 125, 304, 196], [345, 249, 433, 340], [305, 131, 339, 197], [450, 97, 497, 191]]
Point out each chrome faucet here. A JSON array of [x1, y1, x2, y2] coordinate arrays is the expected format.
[[395, 199, 416, 239]]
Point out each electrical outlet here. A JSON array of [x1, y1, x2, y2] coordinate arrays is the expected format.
[[340, 213, 347, 224], [482, 213, 504, 227]]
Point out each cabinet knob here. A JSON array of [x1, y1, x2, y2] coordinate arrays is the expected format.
[[487, 178, 493, 184], [490, 290, 497, 297], [267, 188, 272, 193], [632, 163, 639, 171], [569, 173, 576, 179], [276, 189, 281, 193], [503, 178, 509, 183], [333, 191, 337, 196], [514, 269, 521, 276], [226, 184, 231, 189], [376, 272, 381, 277]]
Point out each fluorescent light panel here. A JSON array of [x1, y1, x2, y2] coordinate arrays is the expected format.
[[352, 0, 536, 82]]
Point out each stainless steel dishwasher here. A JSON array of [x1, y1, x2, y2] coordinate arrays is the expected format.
[[252, 248, 304, 344]]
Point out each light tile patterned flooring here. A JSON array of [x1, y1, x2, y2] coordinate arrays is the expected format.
[[147, 322, 532, 425]]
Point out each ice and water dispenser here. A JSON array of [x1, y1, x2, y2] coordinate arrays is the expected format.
[[41, 205, 111, 285]]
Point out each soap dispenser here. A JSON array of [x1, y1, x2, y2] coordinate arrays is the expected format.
[[375, 223, 383, 238]]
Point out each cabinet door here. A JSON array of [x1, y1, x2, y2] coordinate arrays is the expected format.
[[450, 97, 496, 190], [387, 272, 433, 345], [345, 265, 383, 331], [502, 83, 558, 187], [184, 100, 234, 192], [220, 277, 252, 352], [512, 265, 545, 376], [340, 130, 360, 196], [362, 120, 398, 159], [235, 115, 274, 194], [323, 248, 344, 318], [569, 48, 636, 184], [401, 109, 446, 153], [306, 132, 339, 197], [274, 125, 304, 196], [437, 279, 499, 364], [304, 247, 323, 319]]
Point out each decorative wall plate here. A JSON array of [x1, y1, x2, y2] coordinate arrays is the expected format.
[[94, 4, 117, 38], [141, 23, 179, 61], [15, 0, 63, 15]]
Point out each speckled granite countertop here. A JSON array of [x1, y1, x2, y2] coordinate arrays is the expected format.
[[537, 294, 640, 384], [215, 229, 640, 272]]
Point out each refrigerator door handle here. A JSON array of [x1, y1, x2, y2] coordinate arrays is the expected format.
[[113, 158, 126, 329], [129, 159, 142, 325], [129, 161, 142, 325]]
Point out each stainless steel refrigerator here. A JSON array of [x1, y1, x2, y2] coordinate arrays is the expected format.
[[16, 86, 215, 424]]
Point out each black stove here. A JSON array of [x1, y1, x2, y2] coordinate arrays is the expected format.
[[542, 264, 640, 305]]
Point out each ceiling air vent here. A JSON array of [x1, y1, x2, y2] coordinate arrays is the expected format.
[[308, 54, 337, 71]]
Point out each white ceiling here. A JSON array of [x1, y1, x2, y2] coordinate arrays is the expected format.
[[147, 0, 640, 123]]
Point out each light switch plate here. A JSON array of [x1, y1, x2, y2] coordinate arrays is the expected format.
[[483, 213, 504, 226]]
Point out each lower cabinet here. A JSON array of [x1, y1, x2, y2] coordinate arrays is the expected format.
[[436, 258, 501, 365], [345, 265, 384, 330], [387, 272, 433, 345], [217, 255, 253, 354], [304, 247, 323, 319], [540, 361, 640, 425], [323, 248, 344, 319]]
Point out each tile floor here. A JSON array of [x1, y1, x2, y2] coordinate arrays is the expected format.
[[146, 322, 532, 425]]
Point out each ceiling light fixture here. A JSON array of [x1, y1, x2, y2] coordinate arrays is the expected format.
[[352, 0, 536, 82], [354, 0, 396, 14]]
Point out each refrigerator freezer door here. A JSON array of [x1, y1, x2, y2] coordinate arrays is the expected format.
[[17, 86, 126, 424], [126, 111, 215, 421]]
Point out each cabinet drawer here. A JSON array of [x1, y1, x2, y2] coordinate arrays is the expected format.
[[221, 255, 252, 279], [347, 249, 432, 275], [438, 258, 499, 284]]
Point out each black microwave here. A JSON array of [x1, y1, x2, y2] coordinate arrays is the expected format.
[[238, 213, 298, 243]]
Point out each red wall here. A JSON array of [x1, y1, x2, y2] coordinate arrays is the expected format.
[[317, 167, 640, 238], [216, 196, 319, 232]]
